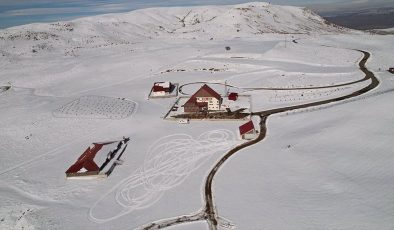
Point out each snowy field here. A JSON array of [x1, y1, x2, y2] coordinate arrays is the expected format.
[[1, 2, 394, 230]]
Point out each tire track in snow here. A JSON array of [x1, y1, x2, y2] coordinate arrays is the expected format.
[[0, 141, 75, 176], [89, 130, 238, 224]]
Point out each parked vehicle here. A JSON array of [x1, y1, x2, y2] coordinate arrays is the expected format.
[[178, 118, 190, 124]]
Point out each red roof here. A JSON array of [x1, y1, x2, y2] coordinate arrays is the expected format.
[[153, 83, 171, 92], [193, 84, 221, 100], [66, 143, 105, 174], [239, 120, 255, 136], [184, 96, 208, 106], [184, 96, 196, 106], [228, 92, 238, 101], [184, 84, 222, 109]]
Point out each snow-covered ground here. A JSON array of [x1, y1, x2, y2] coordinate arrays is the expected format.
[[371, 27, 394, 34], [1, 2, 394, 230], [216, 79, 394, 230], [380, 27, 394, 32]]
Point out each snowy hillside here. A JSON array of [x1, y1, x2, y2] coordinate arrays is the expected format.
[[0, 2, 348, 58], [1, 2, 394, 230]]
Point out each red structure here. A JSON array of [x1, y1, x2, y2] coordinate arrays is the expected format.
[[183, 96, 208, 113], [66, 142, 115, 178], [239, 120, 257, 140], [152, 82, 172, 93], [228, 92, 238, 101], [183, 84, 222, 113]]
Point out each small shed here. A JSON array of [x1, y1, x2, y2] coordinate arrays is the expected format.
[[228, 92, 238, 101], [239, 120, 258, 140], [152, 82, 172, 96], [389, 68, 394, 74]]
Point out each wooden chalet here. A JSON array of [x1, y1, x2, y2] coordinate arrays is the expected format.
[[183, 84, 222, 113]]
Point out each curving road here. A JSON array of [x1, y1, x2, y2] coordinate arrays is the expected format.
[[203, 49, 379, 229], [178, 71, 372, 96], [138, 49, 379, 230], [203, 115, 268, 228]]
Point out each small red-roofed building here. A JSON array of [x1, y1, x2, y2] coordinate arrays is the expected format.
[[66, 138, 129, 179], [239, 120, 258, 140], [228, 92, 238, 101], [152, 82, 173, 96]]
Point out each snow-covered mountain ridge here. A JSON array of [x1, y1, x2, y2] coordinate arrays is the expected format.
[[0, 2, 349, 57]]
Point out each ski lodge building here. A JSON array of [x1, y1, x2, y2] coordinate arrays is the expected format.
[[183, 84, 222, 113]]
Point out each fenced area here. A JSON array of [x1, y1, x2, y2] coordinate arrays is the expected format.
[[148, 83, 179, 99], [53, 95, 137, 119]]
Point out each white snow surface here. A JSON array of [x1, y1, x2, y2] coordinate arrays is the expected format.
[[374, 27, 394, 32], [1, 2, 394, 230]]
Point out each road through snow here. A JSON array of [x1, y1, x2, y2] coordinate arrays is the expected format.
[[204, 49, 379, 230], [135, 49, 379, 230]]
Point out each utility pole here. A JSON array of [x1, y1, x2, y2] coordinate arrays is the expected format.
[[284, 34, 287, 48], [224, 80, 228, 96]]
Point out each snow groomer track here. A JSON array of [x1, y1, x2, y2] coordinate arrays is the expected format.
[[89, 130, 238, 223]]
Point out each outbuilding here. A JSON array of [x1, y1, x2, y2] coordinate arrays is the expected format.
[[228, 92, 238, 101], [65, 143, 111, 178], [239, 120, 258, 140], [65, 138, 129, 179], [151, 82, 173, 97]]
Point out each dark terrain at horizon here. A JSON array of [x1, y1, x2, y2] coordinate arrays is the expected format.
[[323, 9, 394, 30]]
